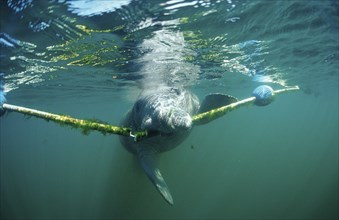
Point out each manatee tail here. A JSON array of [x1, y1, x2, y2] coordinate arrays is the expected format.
[[137, 147, 174, 205]]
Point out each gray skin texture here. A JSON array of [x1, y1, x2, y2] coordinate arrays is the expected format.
[[119, 86, 199, 205], [119, 85, 237, 205], [120, 86, 200, 155]]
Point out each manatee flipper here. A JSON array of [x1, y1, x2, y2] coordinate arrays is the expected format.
[[196, 94, 238, 125], [137, 147, 174, 205], [198, 93, 238, 114]]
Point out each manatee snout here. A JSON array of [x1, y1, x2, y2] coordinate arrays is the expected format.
[[165, 108, 192, 132], [141, 107, 192, 134]]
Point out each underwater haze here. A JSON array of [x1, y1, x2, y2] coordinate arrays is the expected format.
[[0, 0, 338, 219]]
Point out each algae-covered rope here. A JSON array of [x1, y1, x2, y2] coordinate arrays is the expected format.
[[1, 103, 148, 139], [0, 85, 299, 141], [192, 85, 299, 125]]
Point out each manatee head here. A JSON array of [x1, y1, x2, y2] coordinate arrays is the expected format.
[[132, 88, 195, 135], [140, 106, 192, 134]]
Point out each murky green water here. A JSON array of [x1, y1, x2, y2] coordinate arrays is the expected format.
[[0, 0, 338, 219]]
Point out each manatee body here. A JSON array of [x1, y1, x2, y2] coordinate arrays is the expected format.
[[120, 87, 199, 153], [120, 86, 237, 205]]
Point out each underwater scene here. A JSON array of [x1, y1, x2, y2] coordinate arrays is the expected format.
[[0, 0, 338, 219]]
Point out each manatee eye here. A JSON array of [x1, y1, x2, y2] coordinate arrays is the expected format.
[[171, 88, 180, 95]]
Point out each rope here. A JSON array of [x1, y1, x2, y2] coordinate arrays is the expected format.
[[2, 103, 148, 138], [192, 85, 299, 125], [1, 86, 299, 141]]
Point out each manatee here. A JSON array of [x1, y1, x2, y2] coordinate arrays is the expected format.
[[120, 86, 238, 205]]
